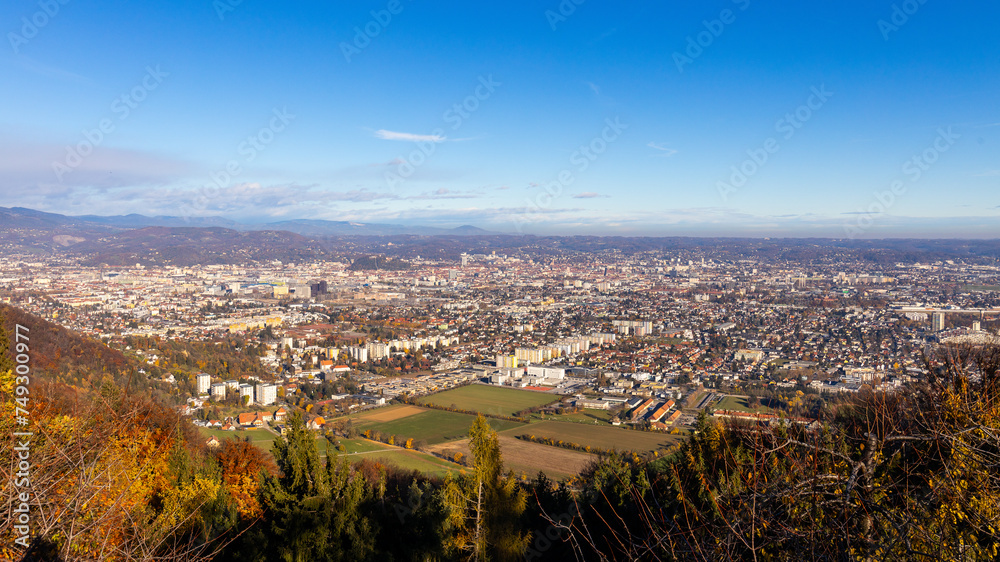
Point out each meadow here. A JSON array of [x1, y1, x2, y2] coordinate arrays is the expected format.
[[417, 384, 557, 416], [504, 420, 679, 453], [352, 407, 526, 445]]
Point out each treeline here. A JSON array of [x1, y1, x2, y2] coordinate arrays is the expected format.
[[516, 434, 619, 456], [348, 256, 410, 271]]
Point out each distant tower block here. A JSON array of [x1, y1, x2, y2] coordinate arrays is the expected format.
[[973, 320, 981, 332], [932, 312, 946, 332], [461, 253, 469, 267]]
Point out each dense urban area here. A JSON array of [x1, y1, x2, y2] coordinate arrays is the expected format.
[[3, 240, 1000, 560], [4, 248, 999, 430]]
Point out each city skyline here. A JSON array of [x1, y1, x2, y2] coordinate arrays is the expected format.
[[3, 0, 999, 237]]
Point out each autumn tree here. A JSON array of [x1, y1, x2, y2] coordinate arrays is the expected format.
[[444, 415, 529, 561]]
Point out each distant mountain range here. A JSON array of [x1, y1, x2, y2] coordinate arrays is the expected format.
[[0, 207, 494, 237], [4, 206, 1000, 267]]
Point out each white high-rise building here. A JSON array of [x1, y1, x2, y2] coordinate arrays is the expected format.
[[932, 312, 946, 332], [256, 383, 277, 406], [239, 384, 255, 405], [210, 383, 227, 399], [196, 373, 211, 395]]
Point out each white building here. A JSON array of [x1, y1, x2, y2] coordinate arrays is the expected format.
[[526, 366, 566, 380], [196, 373, 211, 395], [347, 346, 369, 362], [256, 383, 277, 406], [210, 383, 227, 399], [239, 383, 255, 405]]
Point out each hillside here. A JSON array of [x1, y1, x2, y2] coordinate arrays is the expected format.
[[0, 302, 143, 391]]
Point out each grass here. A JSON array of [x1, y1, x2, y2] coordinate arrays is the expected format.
[[504, 421, 678, 453], [715, 395, 772, 414], [332, 438, 394, 454], [339, 448, 466, 478], [529, 409, 614, 425], [418, 385, 557, 416], [354, 408, 527, 445]]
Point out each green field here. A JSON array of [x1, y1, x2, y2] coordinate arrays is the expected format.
[[418, 385, 557, 416], [338, 448, 466, 478], [504, 421, 678, 453], [715, 395, 772, 414], [354, 408, 527, 445], [531, 409, 614, 425], [333, 438, 394, 454]]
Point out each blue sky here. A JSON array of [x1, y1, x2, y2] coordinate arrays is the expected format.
[[2, 0, 999, 237]]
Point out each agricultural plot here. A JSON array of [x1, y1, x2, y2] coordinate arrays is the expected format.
[[333, 438, 394, 454], [354, 408, 526, 445], [504, 421, 678, 453], [418, 385, 557, 416], [429, 436, 597, 480], [342, 448, 467, 479]]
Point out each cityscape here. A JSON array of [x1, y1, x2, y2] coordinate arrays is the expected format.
[[3, 0, 1000, 560]]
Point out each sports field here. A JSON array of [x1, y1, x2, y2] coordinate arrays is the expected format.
[[503, 421, 678, 453], [418, 385, 557, 416], [354, 407, 526, 445], [715, 395, 772, 413]]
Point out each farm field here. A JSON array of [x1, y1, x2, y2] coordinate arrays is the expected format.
[[333, 438, 394, 454], [418, 385, 557, 416], [353, 407, 526, 445], [504, 421, 678, 453], [428, 435, 596, 480], [342, 448, 467, 478]]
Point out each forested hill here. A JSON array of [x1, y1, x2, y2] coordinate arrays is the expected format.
[[0, 303, 144, 392]]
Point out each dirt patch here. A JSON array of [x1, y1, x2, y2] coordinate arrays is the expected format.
[[363, 405, 425, 422], [428, 435, 597, 478]]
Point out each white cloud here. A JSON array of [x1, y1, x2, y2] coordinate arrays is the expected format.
[[647, 142, 678, 157], [373, 129, 447, 143]]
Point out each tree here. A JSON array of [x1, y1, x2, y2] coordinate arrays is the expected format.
[[444, 415, 529, 561]]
